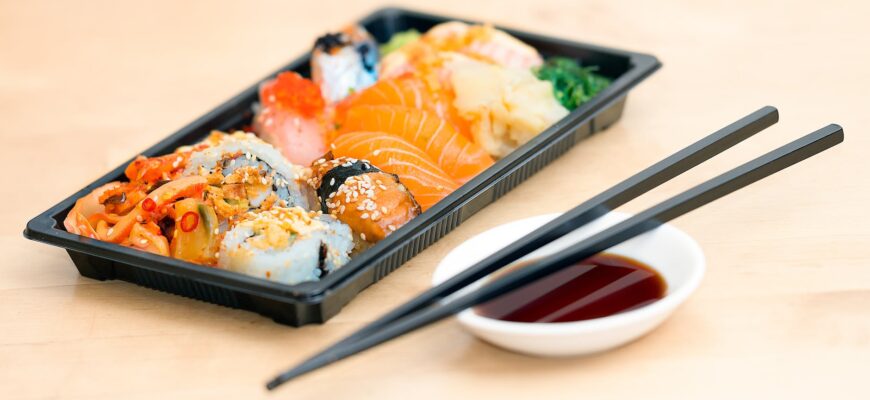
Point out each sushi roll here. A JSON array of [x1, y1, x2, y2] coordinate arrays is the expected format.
[[183, 131, 314, 218], [311, 25, 378, 103], [252, 72, 329, 166], [218, 207, 354, 284], [310, 156, 421, 242]]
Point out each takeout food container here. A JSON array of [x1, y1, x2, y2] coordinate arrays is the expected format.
[[23, 7, 660, 326]]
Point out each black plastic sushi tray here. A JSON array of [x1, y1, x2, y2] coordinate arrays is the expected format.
[[23, 7, 660, 326]]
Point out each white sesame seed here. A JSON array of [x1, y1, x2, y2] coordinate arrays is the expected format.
[[360, 233, 367, 241], [338, 205, 345, 213], [373, 150, 381, 156], [107, 228, 114, 236], [139, 239, 148, 245], [388, 224, 396, 231], [360, 213, 369, 220], [329, 178, 335, 186], [381, 206, 388, 214]]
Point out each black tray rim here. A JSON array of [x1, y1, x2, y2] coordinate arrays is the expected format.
[[23, 6, 661, 305]]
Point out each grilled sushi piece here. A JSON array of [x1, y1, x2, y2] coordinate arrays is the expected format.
[[218, 207, 353, 285], [183, 131, 314, 219], [311, 25, 379, 103], [310, 156, 420, 243]]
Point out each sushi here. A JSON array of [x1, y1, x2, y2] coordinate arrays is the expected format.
[[183, 131, 314, 218], [338, 105, 494, 183], [330, 131, 459, 211], [334, 74, 475, 141], [252, 72, 329, 166], [311, 25, 379, 103], [310, 156, 420, 242], [62, 20, 612, 287], [335, 75, 440, 126], [218, 207, 354, 285]]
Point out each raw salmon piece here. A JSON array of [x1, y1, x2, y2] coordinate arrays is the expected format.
[[336, 75, 438, 124], [340, 105, 494, 183], [331, 131, 458, 211], [336, 75, 476, 141]]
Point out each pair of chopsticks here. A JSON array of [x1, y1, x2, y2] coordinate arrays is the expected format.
[[267, 106, 843, 389]]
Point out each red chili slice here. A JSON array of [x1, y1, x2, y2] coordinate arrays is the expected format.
[[179, 211, 199, 232], [141, 197, 156, 212]]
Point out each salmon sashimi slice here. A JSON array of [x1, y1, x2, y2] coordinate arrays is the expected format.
[[339, 105, 494, 183], [336, 75, 438, 123], [335, 75, 474, 140], [331, 131, 459, 211]]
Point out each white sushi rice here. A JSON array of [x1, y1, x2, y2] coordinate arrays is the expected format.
[[218, 208, 354, 285], [315, 46, 377, 103], [183, 131, 311, 209]]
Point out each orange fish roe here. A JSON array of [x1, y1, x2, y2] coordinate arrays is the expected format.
[[259, 72, 325, 118]]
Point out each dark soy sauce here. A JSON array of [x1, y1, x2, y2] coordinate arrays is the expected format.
[[474, 253, 667, 323]]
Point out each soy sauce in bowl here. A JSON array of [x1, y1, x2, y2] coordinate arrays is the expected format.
[[474, 253, 667, 323]]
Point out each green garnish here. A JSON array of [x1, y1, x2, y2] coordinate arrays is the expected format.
[[533, 57, 611, 110], [197, 204, 212, 233], [380, 29, 421, 56]]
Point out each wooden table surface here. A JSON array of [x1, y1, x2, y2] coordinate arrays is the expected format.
[[2, 0, 868, 398]]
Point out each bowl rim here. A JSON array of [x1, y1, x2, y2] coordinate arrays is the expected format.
[[433, 212, 706, 336]]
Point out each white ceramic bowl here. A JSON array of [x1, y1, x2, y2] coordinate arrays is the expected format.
[[432, 212, 705, 357]]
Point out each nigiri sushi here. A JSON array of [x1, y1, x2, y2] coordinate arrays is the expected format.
[[339, 105, 494, 183], [310, 156, 420, 242], [253, 71, 328, 166], [330, 131, 458, 211], [311, 25, 379, 103]]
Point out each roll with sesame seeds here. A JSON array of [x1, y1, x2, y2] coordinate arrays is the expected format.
[[183, 131, 315, 218], [310, 156, 420, 243], [217, 207, 354, 285]]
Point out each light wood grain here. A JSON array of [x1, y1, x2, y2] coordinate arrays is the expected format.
[[2, 0, 868, 399]]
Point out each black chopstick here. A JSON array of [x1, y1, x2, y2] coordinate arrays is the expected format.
[[267, 124, 843, 389], [265, 106, 777, 387], [268, 123, 842, 389]]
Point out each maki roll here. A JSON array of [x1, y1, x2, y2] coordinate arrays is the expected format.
[[183, 131, 314, 218], [218, 207, 354, 284], [311, 25, 379, 103], [310, 156, 421, 243]]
